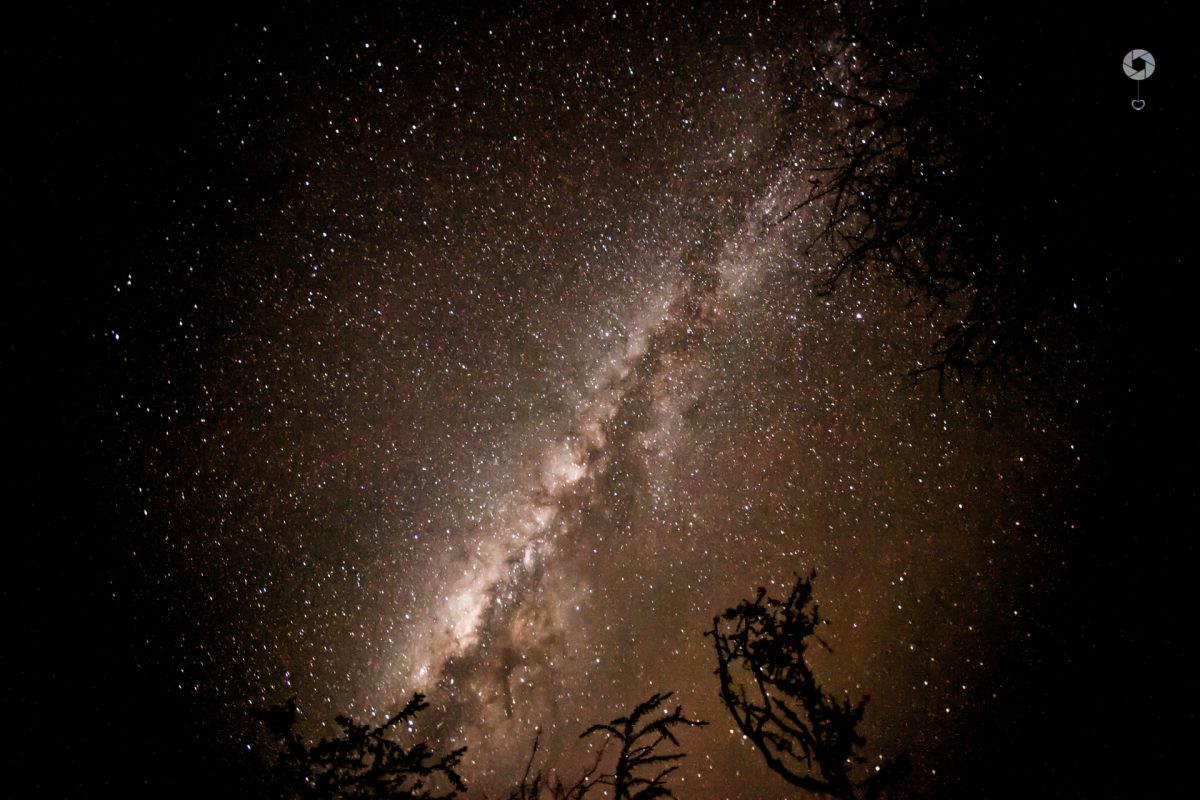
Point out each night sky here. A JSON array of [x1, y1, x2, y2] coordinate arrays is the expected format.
[[9, 3, 1194, 798]]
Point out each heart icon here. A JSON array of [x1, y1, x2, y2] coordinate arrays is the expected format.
[[1131, 98, 1146, 110]]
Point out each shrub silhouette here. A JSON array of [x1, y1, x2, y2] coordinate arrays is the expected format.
[[709, 572, 906, 799], [506, 693, 705, 800], [257, 693, 467, 799]]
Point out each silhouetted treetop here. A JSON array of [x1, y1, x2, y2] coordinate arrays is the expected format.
[[506, 692, 706, 800], [257, 692, 467, 800], [778, 3, 1084, 393], [578, 692, 707, 800], [710, 572, 906, 800]]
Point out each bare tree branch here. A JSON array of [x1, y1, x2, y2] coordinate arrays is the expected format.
[[709, 572, 907, 799], [256, 693, 467, 800], [576, 692, 706, 800]]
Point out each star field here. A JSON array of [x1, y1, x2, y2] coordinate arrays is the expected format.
[[14, 3, 1193, 798]]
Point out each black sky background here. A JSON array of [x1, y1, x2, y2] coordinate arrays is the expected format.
[[7, 3, 1194, 797]]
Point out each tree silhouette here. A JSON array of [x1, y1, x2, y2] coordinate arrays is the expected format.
[[777, 4, 1072, 393], [257, 693, 467, 800], [504, 731, 554, 800], [577, 692, 707, 800], [507, 693, 705, 800], [709, 572, 906, 799], [504, 729, 601, 800]]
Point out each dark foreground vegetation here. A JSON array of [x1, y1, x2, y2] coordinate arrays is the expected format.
[[257, 574, 903, 800]]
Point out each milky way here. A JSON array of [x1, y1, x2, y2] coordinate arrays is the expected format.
[[100, 5, 1101, 797]]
